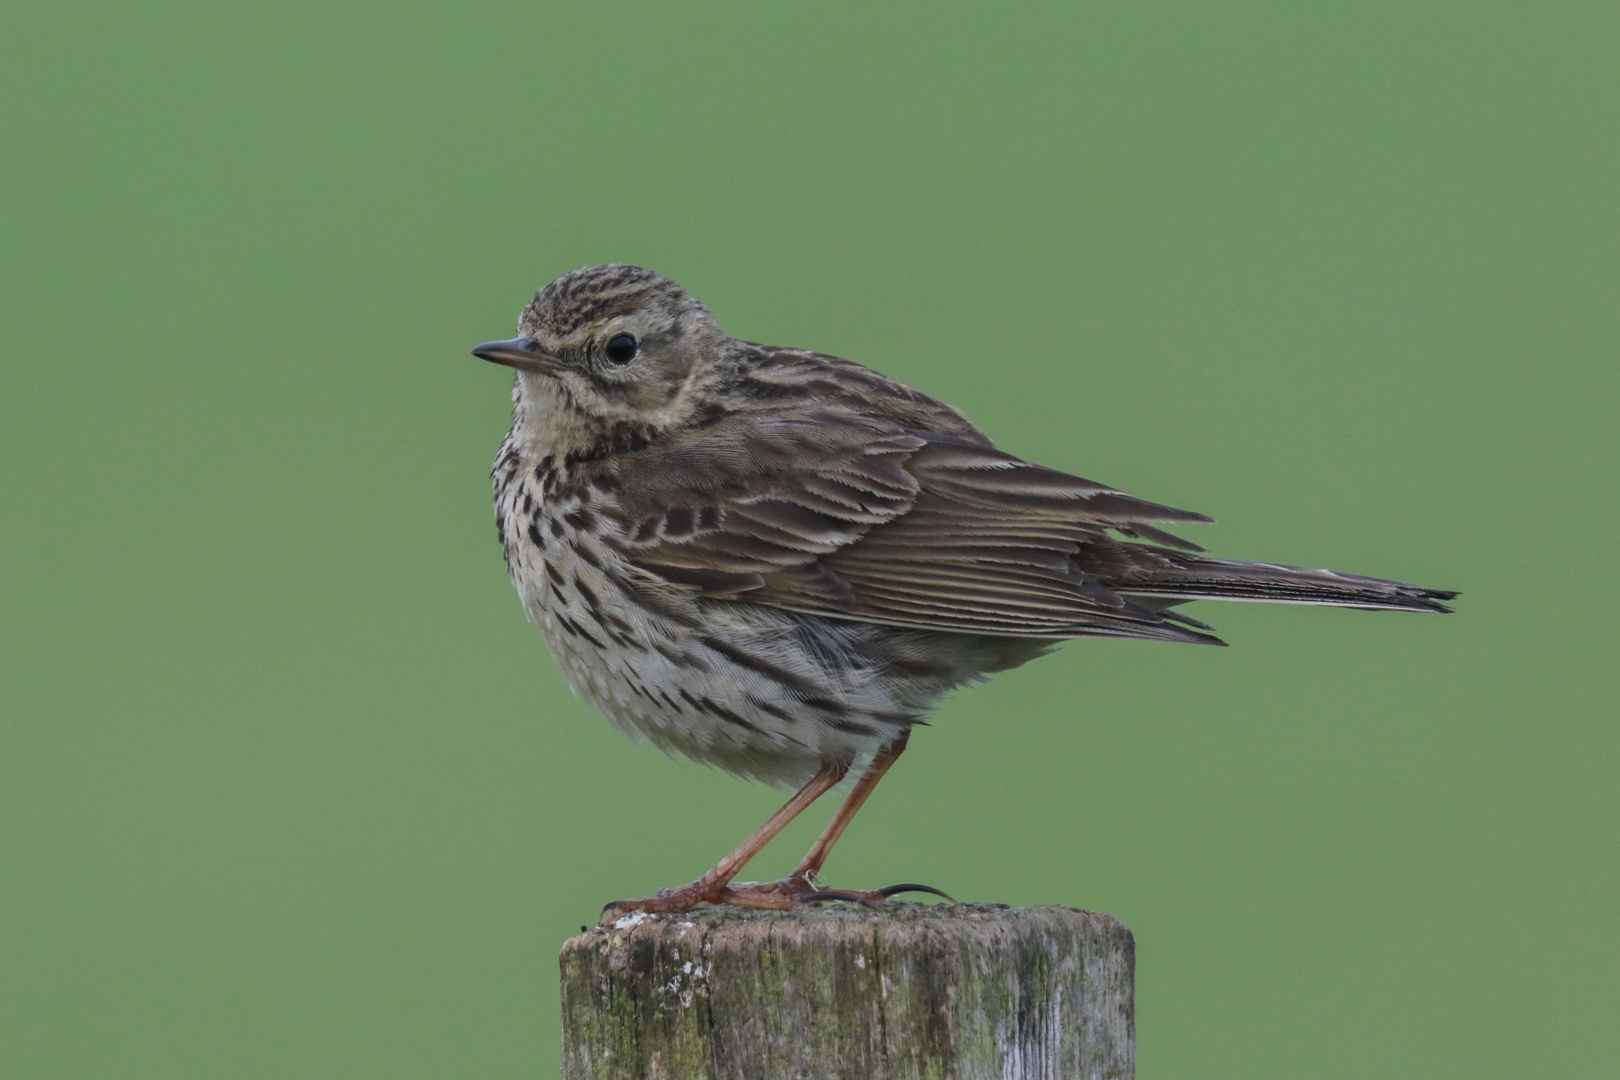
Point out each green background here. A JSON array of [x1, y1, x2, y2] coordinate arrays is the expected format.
[[3, 2, 1614, 1076]]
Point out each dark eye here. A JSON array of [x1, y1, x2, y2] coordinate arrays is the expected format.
[[604, 333, 638, 364]]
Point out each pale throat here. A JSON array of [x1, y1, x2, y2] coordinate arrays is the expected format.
[[510, 360, 715, 462], [509, 374, 605, 461]]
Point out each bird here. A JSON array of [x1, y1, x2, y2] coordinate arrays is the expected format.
[[472, 264, 1456, 923]]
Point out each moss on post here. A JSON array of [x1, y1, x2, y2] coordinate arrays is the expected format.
[[560, 903, 1135, 1080]]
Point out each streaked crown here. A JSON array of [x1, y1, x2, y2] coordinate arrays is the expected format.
[[520, 264, 714, 346]]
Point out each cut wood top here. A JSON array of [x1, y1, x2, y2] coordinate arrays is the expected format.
[[561, 903, 1136, 1080]]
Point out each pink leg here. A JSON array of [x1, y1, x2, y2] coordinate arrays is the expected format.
[[789, 731, 910, 882], [599, 761, 847, 923], [717, 731, 951, 910]]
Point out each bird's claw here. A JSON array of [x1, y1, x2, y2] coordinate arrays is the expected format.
[[801, 882, 956, 907], [875, 882, 956, 901], [800, 889, 881, 908], [599, 876, 954, 923]]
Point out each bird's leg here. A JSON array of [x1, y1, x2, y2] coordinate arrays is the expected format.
[[598, 761, 847, 924], [789, 730, 910, 884], [718, 732, 953, 910]]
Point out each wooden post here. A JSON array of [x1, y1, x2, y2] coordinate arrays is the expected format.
[[560, 903, 1135, 1080]]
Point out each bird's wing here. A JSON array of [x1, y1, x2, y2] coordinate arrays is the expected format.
[[605, 409, 924, 594], [608, 411, 1219, 642]]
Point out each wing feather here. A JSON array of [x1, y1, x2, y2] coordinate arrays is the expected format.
[[609, 412, 1219, 643]]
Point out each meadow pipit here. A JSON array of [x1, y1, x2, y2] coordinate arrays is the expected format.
[[473, 265, 1456, 923]]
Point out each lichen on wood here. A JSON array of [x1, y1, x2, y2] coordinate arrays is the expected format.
[[560, 902, 1134, 1080]]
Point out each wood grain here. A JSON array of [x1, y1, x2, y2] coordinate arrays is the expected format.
[[560, 903, 1135, 1079]]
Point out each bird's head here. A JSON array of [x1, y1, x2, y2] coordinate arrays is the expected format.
[[474, 265, 728, 456]]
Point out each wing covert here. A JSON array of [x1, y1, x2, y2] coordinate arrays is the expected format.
[[609, 415, 1218, 642]]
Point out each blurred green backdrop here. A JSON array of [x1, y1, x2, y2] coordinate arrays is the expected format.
[[3, 2, 1614, 1077]]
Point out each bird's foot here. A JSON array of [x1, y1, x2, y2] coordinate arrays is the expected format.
[[597, 879, 729, 925], [720, 876, 955, 910], [795, 882, 956, 908], [599, 876, 953, 924]]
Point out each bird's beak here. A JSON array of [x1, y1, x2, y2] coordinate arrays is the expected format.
[[471, 337, 563, 374]]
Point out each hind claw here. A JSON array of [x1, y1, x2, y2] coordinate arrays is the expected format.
[[875, 882, 956, 901], [600, 876, 954, 921], [800, 889, 881, 908]]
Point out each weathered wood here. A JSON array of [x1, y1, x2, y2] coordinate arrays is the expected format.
[[560, 903, 1135, 1080]]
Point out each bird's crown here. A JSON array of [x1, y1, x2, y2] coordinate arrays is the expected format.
[[519, 264, 713, 347]]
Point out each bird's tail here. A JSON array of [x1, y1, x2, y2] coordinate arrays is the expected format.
[[1104, 548, 1457, 615]]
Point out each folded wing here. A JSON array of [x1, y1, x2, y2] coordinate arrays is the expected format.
[[610, 411, 1222, 643]]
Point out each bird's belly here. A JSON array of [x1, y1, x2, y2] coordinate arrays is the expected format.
[[526, 555, 902, 784], [499, 491, 1044, 786]]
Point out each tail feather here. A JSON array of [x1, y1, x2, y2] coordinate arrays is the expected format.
[[1099, 548, 1457, 614]]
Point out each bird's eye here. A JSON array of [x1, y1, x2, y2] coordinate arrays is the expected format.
[[604, 333, 638, 365]]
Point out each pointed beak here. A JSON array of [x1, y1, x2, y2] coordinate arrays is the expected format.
[[471, 336, 563, 374]]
